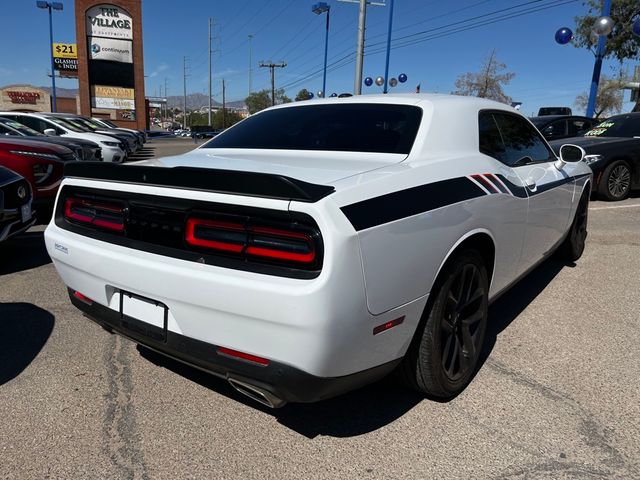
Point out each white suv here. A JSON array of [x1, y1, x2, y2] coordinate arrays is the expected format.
[[0, 112, 127, 163]]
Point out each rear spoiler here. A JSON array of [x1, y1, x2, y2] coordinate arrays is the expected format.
[[63, 162, 335, 203]]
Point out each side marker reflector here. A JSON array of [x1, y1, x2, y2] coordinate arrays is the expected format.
[[73, 291, 93, 305], [217, 347, 270, 366], [373, 316, 405, 335]]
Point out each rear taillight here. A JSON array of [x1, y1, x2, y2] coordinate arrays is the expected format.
[[64, 197, 125, 232], [185, 217, 317, 266]]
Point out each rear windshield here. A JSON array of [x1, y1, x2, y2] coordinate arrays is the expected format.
[[202, 104, 422, 154]]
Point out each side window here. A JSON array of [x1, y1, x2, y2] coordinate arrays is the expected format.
[[569, 118, 592, 136], [15, 116, 43, 133], [478, 111, 506, 162], [542, 120, 567, 139], [492, 112, 554, 166], [0, 125, 14, 135]]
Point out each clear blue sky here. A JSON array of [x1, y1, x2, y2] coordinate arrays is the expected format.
[[1, 0, 636, 115]]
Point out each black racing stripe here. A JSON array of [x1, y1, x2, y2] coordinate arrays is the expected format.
[[340, 177, 486, 231], [484, 173, 510, 195], [494, 174, 528, 198]]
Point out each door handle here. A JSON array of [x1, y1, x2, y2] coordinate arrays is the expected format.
[[525, 178, 537, 192]]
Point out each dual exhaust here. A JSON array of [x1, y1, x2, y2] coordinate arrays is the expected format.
[[227, 377, 287, 409]]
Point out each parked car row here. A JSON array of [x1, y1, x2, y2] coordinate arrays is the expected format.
[[0, 113, 146, 238]]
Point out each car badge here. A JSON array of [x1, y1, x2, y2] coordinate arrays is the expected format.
[[17, 185, 27, 200]]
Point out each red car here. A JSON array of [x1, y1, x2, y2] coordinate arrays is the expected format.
[[0, 137, 77, 214]]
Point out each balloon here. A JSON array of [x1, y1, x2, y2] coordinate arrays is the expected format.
[[308, 92, 314, 99], [330, 93, 337, 97], [593, 16, 614, 36], [389, 78, 398, 87], [554, 27, 573, 45], [364, 77, 373, 87], [633, 18, 640, 37], [318, 91, 323, 98], [398, 73, 407, 83], [375, 76, 384, 86]]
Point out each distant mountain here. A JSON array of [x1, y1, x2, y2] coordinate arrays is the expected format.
[[33, 86, 245, 111]]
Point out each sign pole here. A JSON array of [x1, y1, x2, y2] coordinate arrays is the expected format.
[[48, 4, 57, 112]]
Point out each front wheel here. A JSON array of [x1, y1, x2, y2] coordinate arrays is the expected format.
[[399, 250, 488, 399], [599, 160, 631, 201], [558, 189, 589, 262]]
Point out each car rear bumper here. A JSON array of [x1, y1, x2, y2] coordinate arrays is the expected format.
[[69, 288, 400, 406]]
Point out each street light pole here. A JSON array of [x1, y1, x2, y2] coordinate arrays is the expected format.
[[312, 3, 330, 98], [36, 1, 63, 112], [354, 0, 367, 95], [382, 0, 395, 94], [586, 0, 612, 118]]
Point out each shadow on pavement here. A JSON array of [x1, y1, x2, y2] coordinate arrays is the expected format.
[[0, 303, 55, 385], [0, 231, 51, 275], [138, 256, 567, 439]]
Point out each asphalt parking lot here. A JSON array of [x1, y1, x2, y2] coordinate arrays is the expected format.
[[1, 141, 639, 479]]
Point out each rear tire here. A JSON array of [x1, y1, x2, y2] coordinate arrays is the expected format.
[[558, 189, 589, 262], [599, 160, 631, 201], [399, 250, 488, 399]]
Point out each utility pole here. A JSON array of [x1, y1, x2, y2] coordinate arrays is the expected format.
[[248, 34, 254, 97], [164, 77, 169, 127], [338, 0, 385, 95], [222, 78, 226, 129], [259, 61, 287, 106], [183, 56, 189, 129], [208, 18, 213, 127]]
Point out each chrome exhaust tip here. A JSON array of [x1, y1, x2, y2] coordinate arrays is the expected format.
[[228, 377, 286, 409]]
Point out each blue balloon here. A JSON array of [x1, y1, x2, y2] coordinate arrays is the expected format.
[[398, 73, 407, 83], [633, 18, 640, 37], [364, 77, 373, 87], [308, 92, 314, 99], [555, 27, 573, 45], [330, 93, 337, 97]]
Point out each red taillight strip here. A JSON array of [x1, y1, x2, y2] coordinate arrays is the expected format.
[[185, 218, 317, 264], [185, 218, 245, 253], [247, 226, 315, 263], [217, 347, 270, 366], [64, 198, 125, 232], [373, 316, 405, 335]]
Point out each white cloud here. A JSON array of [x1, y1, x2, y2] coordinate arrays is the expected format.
[[149, 63, 169, 78]]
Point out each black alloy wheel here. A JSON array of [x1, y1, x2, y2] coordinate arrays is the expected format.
[[399, 250, 488, 399], [559, 189, 589, 262], [600, 160, 631, 201]]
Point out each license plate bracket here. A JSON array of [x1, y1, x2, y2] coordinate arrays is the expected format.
[[119, 290, 168, 343]]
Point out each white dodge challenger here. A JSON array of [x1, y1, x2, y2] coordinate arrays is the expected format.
[[44, 95, 592, 407]]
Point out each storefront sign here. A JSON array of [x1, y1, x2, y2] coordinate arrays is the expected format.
[[86, 5, 133, 40], [6, 91, 41, 104], [54, 57, 79, 75], [89, 36, 132, 63], [92, 85, 134, 99], [52, 43, 78, 59], [92, 97, 135, 110]]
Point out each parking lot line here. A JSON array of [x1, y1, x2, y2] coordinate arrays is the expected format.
[[590, 204, 640, 211]]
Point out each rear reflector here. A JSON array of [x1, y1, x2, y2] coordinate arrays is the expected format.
[[217, 347, 270, 366], [64, 197, 125, 232], [373, 316, 405, 335], [73, 291, 93, 305], [185, 217, 316, 266]]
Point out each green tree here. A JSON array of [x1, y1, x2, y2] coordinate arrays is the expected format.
[[245, 89, 292, 114], [574, 75, 625, 118], [295, 89, 312, 101], [573, 1, 640, 111], [245, 90, 271, 114], [452, 49, 515, 104]]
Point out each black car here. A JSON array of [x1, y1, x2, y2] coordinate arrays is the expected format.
[[549, 113, 640, 201], [0, 117, 102, 162], [0, 166, 36, 242], [530, 115, 596, 141]]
